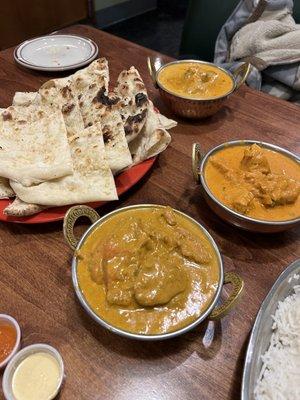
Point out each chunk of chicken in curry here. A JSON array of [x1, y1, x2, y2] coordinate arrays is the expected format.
[[77, 207, 220, 335], [205, 144, 300, 221]]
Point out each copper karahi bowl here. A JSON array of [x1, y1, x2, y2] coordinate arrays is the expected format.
[[192, 140, 300, 233], [63, 204, 244, 341], [147, 58, 250, 119]]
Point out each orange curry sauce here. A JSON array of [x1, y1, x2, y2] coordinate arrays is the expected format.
[[0, 324, 17, 363]]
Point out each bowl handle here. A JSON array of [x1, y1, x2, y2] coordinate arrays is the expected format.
[[209, 272, 244, 320], [192, 143, 203, 183], [63, 205, 100, 250], [147, 56, 159, 88], [232, 62, 251, 90]]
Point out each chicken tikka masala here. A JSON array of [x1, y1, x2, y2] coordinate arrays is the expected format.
[[157, 62, 233, 100], [205, 144, 300, 221], [77, 206, 220, 335]]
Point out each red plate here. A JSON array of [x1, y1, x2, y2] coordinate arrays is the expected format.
[[0, 157, 156, 224]]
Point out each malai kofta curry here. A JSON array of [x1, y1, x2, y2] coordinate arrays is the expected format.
[[205, 144, 300, 221], [157, 62, 234, 100], [77, 207, 220, 335]]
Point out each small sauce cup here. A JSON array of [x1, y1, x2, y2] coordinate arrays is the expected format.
[[2, 343, 64, 400], [0, 315, 21, 369]]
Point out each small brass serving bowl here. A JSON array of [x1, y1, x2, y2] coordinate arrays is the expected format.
[[147, 58, 251, 119], [192, 140, 300, 233], [63, 204, 244, 341]]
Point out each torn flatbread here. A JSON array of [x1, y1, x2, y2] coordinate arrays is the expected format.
[[13, 92, 41, 106], [101, 109, 132, 174], [129, 101, 174, 164], [0, 177, 14, 199], [4, 197, 46, 217], [0, 59, 175, 217], [0, 108, 15, 199], [72, 58, 110, 127], [0, 110, 73, 186], [3, 95, 46, 215], [113, 66, 149, 143], [5, 82, 86, 216], [72, 58, 132, 173], [10, 123, 118, 206], [3, 83, 84, 217], [157, 113, 177, 130], [39, 78, 84, 139]]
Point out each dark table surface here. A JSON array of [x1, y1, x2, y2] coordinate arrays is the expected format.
[[0, 24, 299, 400]]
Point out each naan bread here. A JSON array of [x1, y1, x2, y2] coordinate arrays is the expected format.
[[1, 59, 175, 217], [4, 95, 47, 215], [0, 108, 15, 199], [157, 113, 178, 130], [0, 177, 14, 199], [0, 105, 47, 134], [72, 58, 132, 173], [73, 58, 110, 127], [114, 67, 149, 143], [4, 197, 46, 217], [10, 123, 118, 206], [101, 109, 132, 174], [0, 110, 73, 186], [13, 92, 41, 106], [39, 77, 84, 139], [129, 102, 174, 164], [5, 83, 86, 217]]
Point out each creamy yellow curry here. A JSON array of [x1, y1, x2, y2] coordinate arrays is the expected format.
[[77, 207, 220, 335], [157, 62, 234, 100], [205, 144, 300, 221]]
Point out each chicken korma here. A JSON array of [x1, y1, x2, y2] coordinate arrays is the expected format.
[[77, 207, 220, 335], [205, 144, 300, 221], [157, 62, 233, 99]]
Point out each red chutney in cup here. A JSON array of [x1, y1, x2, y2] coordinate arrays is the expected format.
[[0, 324, 17, 363]]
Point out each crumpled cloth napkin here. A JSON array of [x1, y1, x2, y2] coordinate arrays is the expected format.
[[214, 0, 300, 102]]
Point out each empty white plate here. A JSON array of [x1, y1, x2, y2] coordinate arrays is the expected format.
[[14, 34, 99, 72]]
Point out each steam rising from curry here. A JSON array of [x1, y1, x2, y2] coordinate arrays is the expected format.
[[157, 62, 233, 100], [77, 207, 220, 335], [205, 144, 300, 221]]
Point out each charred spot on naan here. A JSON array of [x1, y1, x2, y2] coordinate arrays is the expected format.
[[124, 109, 147, 136], [93, 87, 120, 106], [2, 111, 12, 121], [103, 125, 114, 144], [59, 86, 75, 101], [62, 103, 75, 115], [135, 93, 147, 107]]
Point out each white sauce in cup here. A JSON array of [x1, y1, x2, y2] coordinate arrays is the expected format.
[[12, 352, 61, 400], [2, 344, 64, 400]]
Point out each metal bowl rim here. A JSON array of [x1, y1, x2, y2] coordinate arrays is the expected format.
[[156, 59, 236, 101], [71, 204, 224, 341], [200, 140, 300, 227], [241, 258, 300, 400]]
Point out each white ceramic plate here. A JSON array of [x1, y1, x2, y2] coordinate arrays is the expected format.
[[14, 34, 98, 72]]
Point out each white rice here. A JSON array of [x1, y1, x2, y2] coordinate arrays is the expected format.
[[254, 284, 300, 400]]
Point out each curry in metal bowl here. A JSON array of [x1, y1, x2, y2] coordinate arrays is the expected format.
[[157, 62, 234, 100], [64, 204, 243, 339], [205, 143, 300, 221], [77, 206, 219, 335], [148, 58, 251, 119], [193, 141, 300, 232]]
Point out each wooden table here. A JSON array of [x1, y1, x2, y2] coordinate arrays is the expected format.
[[0, 25, 299, 400]]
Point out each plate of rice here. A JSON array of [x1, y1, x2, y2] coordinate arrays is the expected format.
[[241, 258, 300, 400]]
